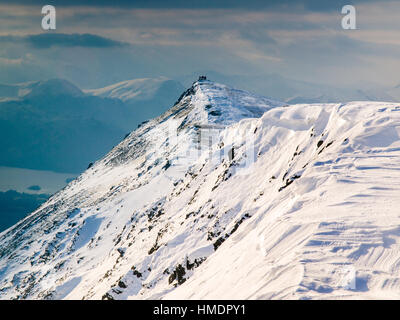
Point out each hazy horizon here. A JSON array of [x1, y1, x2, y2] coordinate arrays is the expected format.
[[1, 0, 400, 94]]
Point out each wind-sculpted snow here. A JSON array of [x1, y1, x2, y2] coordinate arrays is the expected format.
[[1, 80, 400, 300]]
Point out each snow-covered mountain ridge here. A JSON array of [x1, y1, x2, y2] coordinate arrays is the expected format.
[[84, 77, 183, 103], [1, 79, 400, 300]]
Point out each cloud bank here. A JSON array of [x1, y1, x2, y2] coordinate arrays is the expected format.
[[0, 0, 399, 92]]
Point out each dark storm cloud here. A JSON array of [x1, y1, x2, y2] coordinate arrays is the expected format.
[[0, 33, 128, 49], [25, 33, 129, 49]]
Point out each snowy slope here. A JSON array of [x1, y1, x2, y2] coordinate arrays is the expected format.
[[1, 79, 400, 300], [166, 102, 400, 300], [0, 79, 282, 299]]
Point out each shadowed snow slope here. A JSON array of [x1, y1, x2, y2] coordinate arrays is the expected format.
[[1, 80, 400, 300]]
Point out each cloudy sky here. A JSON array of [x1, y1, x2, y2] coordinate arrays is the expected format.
[[0, 0, 399, 92]]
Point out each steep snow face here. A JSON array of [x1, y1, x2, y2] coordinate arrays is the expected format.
[[165, 102, 400, 300], [1, 80, 400, 300]]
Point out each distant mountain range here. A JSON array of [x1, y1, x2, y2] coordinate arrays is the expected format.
[[0, 77, 184, 173]]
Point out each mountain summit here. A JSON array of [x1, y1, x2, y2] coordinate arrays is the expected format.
[[1, 80, 400, 300]]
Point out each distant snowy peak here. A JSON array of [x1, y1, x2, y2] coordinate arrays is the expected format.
[[23, 79, 84, 98], [0, 79, 83, 100], [85, 77, 184, 103]]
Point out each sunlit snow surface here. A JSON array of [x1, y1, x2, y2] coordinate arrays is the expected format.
[[1, 80, 400, 300]]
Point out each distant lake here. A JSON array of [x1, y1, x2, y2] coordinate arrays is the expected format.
[[0, 166, 78, 233], [0, 166, 77, 195]]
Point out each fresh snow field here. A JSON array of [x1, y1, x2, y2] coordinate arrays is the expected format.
[[1, 80, 400, 300]]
